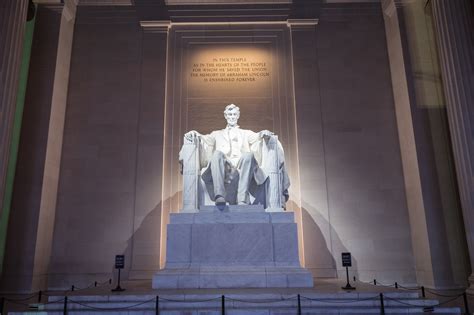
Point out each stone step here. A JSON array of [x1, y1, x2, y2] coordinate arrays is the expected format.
[[10, 307, 462, 315], [40, 291, 423, 302], [36, 298, 439, 309], [8, 292, 461, 315]]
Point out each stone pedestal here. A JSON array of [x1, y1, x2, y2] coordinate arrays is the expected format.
[[152, 206, 313, 289]]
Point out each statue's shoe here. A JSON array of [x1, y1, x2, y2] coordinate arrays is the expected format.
[[215, 196, 226, 205]]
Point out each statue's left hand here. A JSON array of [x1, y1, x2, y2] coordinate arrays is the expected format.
[[259, 130, 274, 139], [184, 130, 201, 141]]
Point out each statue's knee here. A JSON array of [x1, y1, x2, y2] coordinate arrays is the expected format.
[[212, 150, 225, 161], [241, 152, 254, 162]]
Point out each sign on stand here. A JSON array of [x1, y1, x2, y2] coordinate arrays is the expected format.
[[342, 252, 352, 267], [115, 255, 125, 269], [112, 255, 125, 292], [341, 252, 356, 290]]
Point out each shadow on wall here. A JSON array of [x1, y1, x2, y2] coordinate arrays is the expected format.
[[110, 193, 180, 283], [300, 200, 359, 281]]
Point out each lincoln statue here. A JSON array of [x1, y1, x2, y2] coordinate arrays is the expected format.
[[182, 104, 289, 207], [155, 106, 311, 290]]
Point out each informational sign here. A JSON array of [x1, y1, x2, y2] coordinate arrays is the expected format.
[[112, 255, 126, 292], [115, 255, 125, 269], [341, 252, 352, 267], [341, 252, 355, 290]]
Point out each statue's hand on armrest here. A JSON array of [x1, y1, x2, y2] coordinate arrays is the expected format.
[[184, 130, 201, 142], [259, 130, 275, 140]]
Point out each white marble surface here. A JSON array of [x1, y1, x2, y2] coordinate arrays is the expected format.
[[273, 224, 299, 264], [199, 204, 265, 212], [154, 209, 312, 288], [169, 211, 294, 224], [153, 266, 313, 289], [191, 224, 273, 263]]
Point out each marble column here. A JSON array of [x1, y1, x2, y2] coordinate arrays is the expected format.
[[431, 0, 474, 291], [0, 0, 28, 228], [382, 0, 471, 288], [1, 0, 77, 292]]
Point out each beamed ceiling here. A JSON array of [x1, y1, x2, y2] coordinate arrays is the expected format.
[[76, 0, 381, 5]]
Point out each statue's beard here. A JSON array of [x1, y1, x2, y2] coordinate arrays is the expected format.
[[227, 120, 238, 127]]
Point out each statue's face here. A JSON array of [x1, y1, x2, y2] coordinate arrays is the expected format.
[[225, 108, 240, 127]]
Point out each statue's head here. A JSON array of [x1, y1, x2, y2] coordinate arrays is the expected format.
[[224, 104, 240, 127]]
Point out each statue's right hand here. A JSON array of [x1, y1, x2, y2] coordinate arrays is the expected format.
[[184, 130, 200, 141]]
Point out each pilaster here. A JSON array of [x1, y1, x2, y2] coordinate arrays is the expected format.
[[127, 20, 170, 279], [288, 16, 333, 279]]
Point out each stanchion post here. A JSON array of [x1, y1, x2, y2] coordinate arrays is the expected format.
[[94, 281, 97, 287], [374, 279, 377, 285], [297, 294, 302, 315], [38, 290, 42, 303], [71, 285, 74, 291], [221, 295, 225, 315], [463, 292, 470, 315], [63, 296, 68, 315], [112, 269, 125, 291], [421, 286, 425, 298], [342, 266, 356, 290], [155, 295, 159, 315], [395, 282, 398, 289], [379, 293, 385, 315]]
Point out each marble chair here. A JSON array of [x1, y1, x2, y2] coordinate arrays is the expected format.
[[179, 135, 287, 212]]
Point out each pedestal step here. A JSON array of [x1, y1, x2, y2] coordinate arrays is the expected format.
[[153, 266, 313, 289]]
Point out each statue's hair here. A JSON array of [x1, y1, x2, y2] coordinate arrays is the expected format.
[[224, 103, 240, 116]]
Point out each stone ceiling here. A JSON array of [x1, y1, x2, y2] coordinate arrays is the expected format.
[[77, 0, 380, 5]]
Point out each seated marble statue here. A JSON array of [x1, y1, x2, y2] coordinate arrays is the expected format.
[[181, 104, 289, 208]]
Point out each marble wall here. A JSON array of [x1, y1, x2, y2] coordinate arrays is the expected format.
[[47, 7, 166, 288], [293, 4, 415, 282]]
